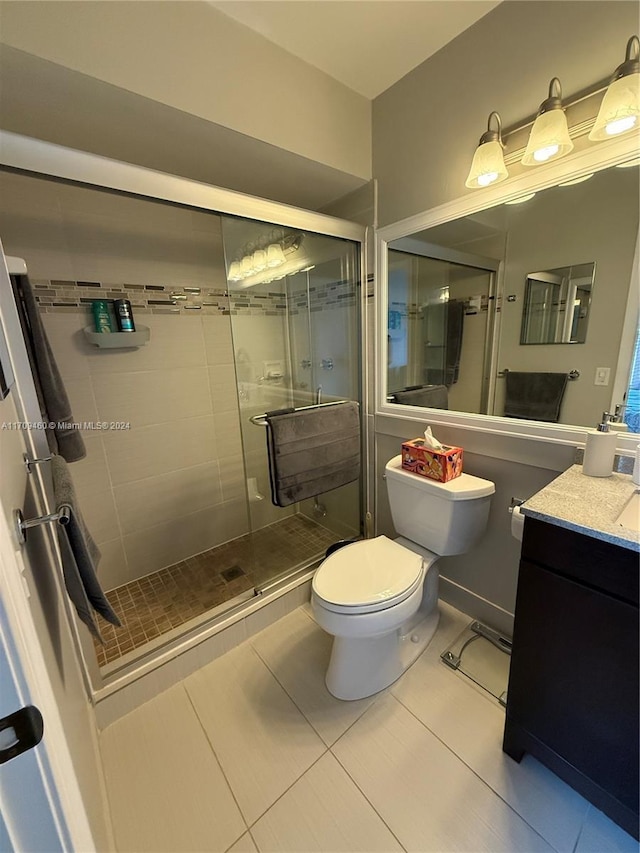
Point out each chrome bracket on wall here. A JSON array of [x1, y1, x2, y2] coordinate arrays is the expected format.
[[23, 452, 52, 473], [13, 505, 71, 546]]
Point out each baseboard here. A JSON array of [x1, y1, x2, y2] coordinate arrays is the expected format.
[[439, 575, 514, 638]]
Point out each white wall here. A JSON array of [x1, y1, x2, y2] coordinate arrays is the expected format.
[[373, 1, 640, 225], [371, 0, 639, 630], [0, 0, 371, 183]]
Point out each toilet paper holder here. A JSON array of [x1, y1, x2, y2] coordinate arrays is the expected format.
[[509, 497, 524, 513]]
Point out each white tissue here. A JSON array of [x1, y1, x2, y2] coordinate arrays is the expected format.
[[423, 425, 444, 451]]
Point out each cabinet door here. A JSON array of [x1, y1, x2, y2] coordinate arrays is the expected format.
[[507, 560, 639, 815]]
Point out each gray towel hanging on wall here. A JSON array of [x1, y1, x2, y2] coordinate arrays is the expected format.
[[10, 274, 86, 462], [265, 401, 361, 507], [504, 371, 569, 422], [51, 454, 120, 642]]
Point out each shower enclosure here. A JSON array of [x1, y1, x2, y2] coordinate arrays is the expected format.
[[0, 136, 365, 686]]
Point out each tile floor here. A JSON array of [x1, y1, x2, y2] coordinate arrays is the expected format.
[[95, 515, 339, 666], [99, 601, 638, 853]]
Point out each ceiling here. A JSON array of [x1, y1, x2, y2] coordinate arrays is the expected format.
[[208, 1, 501, 99]]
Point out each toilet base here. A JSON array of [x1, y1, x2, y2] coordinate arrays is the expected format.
[[325, 607, 440, 701]]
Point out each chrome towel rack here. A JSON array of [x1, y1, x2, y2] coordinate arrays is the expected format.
[[249, 399, 351, 427], [13, 505, 71, 546], [498, 369, 580, 380]]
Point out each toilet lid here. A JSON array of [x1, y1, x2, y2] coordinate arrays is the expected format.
[[313, 535, 423, 609]]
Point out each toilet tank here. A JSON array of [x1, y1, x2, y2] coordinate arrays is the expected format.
[[385, 454, 494, 555]]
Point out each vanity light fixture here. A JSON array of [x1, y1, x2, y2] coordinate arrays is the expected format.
[[589, 36, 640, 141], [228, 233, 307, 287], [522, 78, 574, 165], [465, 112, 509, 189]]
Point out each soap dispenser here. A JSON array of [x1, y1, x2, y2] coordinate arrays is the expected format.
[[582, 412, 617, 477]]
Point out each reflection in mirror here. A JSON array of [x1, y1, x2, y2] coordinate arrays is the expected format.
[[386, 162, 639, 431], [387, 247, 498, 416], [521, 262, 595, 345]]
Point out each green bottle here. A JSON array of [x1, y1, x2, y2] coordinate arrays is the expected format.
[[92, 300, 113, 333]]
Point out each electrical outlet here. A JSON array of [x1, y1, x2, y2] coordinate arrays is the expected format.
[[594, 367, 610, 386]]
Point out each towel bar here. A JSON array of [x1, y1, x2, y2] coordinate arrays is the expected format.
[[23, 452, 52, 473], [249, 399, 351, 426], [13, 505, 71, 546], [498, 369, 580, 380]]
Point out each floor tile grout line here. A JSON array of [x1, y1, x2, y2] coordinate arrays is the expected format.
[[180, 682, 251, 847], [248, 608, 386, 751], [183, 641, 331, 834], [244, 748, 331, 834], [389, 690, 566, 853], [328, 741, 409, 853]]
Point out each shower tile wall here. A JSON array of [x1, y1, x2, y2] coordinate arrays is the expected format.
[[42, 310, 249, 590], [0, 171, 250, 591]]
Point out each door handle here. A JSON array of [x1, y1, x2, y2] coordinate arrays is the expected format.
[[0, 705, 44, 765]]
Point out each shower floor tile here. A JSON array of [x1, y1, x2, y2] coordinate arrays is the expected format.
[[94, 514, 340, 667]]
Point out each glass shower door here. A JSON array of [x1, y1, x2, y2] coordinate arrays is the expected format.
[[221, 216, 362, 590]]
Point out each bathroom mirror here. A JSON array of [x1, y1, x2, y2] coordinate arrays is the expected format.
[[380, 147, 640, 433], [520, 262, 595, 345]]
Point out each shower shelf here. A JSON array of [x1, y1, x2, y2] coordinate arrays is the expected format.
[[83, 325, 150, 349]]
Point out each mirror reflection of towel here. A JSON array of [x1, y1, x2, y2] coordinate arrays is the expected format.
[[391, 385, 449, 409], [422, 300, 465, 387], [504, 372, 569, 422]]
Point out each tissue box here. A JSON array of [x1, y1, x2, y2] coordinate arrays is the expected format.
[[401, 438, 463, 483]]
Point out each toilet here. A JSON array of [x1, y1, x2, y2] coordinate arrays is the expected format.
[[311, 454, 495, 700]]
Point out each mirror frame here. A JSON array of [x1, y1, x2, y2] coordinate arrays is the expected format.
[[376, 132, 640, 452]]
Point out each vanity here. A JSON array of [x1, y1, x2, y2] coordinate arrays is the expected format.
[[504, 466, 639, 839]]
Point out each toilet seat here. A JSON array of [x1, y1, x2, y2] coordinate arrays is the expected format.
[[312, 535, 424, 615]]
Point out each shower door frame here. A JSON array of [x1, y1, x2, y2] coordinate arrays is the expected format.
[[0, 130, 369, 700]]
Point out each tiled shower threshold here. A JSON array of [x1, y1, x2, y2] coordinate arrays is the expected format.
[[94, 515, 339, 667]]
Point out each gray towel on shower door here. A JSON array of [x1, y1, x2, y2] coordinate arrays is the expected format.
[[392, 385, 449, 409], [265, 401, 361, 507], [504, 371, 569, 422], [12, 274, 86, 462], [51, 454, 120, 642]]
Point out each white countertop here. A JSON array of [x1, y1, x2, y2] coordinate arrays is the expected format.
[[521, 464, 640, 552]]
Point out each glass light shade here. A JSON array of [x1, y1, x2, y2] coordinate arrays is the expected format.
[[589, 73, 640, 141], [522, 109, 574, 165], [465, 140, 508, 189], [228, 261, 242, 281], [240, 255, 255, 277], [252, 248, 267, 272], [266, 243, 286, 268]]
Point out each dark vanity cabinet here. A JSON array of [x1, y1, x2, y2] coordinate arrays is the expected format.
[[503, 517, 639, 839]]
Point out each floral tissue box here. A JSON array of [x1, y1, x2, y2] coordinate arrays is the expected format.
[[401, 438, 463, 483]]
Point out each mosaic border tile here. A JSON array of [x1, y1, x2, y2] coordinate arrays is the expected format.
[[32, 277, 359, 317]]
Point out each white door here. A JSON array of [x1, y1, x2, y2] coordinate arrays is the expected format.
[[0, 248, 100, 850], [0, 589, 69, 852]]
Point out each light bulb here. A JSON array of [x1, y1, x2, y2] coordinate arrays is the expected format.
[[252, 249, 267, 271], [477, 171, 499, 187], [605, 115, 637, 136], [228, 261, 242, 281], [266, 243, 286, 268], [533, 144, 560, 162]]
